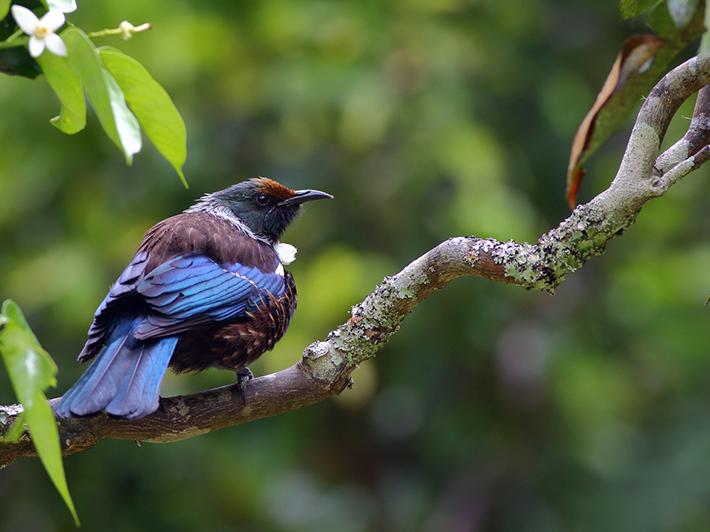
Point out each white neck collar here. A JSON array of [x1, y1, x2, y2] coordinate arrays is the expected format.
[[185, 200, 297, 265]]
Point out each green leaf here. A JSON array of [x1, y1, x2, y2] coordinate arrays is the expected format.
[[37, 51, 86, 134], [667, 0, 700, 28], [566, 35, 665, 207], [620, 0, 662, 19], [569, 5, 704, 199], [1, 412, 26, 443], [63, 27, 142, 163], [0, 0, 10, 21], [648, 0, 702, 38], [103, 69, 143, 164], [2, 300, 43, 344], [700, 1, 710, 55], [4, 416, 26, 442], [100, 47, 188, 187], [0, 300, 79, 525]]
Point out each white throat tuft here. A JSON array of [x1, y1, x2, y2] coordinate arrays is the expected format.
[[275, 242, 297, 265]]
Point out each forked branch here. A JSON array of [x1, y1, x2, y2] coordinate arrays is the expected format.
[[1, 56, 709, 469]]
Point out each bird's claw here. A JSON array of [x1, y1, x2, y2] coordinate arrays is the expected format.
[[235, 367, 254, 403]]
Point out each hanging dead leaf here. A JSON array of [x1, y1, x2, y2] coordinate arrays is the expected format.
[[566, 34, 664, 208]]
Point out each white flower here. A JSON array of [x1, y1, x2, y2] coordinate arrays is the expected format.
[[47, 0, 77, 14], [11, 5, 67, 58], [118, 20, 135, 40], [118, 20, 152, 40]]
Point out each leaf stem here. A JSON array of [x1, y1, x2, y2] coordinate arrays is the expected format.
[[0, 38, 27, 50], [6, 29, 24, 42], [0, 30, 27, 50]]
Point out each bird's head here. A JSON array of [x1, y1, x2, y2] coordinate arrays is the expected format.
[[193, 178, 333, 242]]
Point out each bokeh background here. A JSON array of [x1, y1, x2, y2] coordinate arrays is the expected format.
[[1, 0, 710, 530]]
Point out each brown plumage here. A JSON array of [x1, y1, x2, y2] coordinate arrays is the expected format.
[[170, 271, 297, 372], [141, 213, 279, 273], [254, 177, 297, 203]]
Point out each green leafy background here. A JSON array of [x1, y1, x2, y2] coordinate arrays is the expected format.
[[0, 0, 709, 531]]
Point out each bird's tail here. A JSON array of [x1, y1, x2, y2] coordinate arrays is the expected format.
[[55, 317, 178, 420]]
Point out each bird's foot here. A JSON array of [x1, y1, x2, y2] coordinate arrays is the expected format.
[[235, 367, 254, 403]]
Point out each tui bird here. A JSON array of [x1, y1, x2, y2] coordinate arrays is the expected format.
[[55, 178, 332, 419]]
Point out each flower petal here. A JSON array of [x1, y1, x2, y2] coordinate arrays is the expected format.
[[44, 33, 67, 56], [40, 9, 66, 32], [28, 36, 46, 58], [47, 0, 77, 13], [11, 5, 39, 35]]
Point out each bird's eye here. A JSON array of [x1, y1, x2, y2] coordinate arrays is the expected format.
[[256, 193, 269, 206]]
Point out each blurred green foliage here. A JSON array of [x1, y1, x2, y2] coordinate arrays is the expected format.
[[0, 0, 709, 531]]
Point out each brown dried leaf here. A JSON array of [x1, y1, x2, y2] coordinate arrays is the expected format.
[[566, 34, 664, 208]]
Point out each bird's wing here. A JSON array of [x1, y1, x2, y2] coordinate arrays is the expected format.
[[79, 212, 282, 362], [79, 249, 151, 361], [133, 254, 285, 339]]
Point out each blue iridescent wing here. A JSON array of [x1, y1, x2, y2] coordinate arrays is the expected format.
[[79, 250, 150, 361], [133, 255, 285, 339]]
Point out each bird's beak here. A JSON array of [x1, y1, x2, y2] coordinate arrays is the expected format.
[[278, 189, 334, 207]]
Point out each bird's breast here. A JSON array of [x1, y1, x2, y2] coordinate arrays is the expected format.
[[169, 272, 297, 372]]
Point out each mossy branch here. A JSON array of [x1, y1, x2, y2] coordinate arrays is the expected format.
[[1, 56, 709, 469]]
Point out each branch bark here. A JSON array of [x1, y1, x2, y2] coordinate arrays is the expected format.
[[1, 56, 709, 469], [655, 84, 710, 175]]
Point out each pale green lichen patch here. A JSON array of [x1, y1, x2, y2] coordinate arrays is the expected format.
[[301, 282, 406, 382], [302, 341, 344, 383], [655, 138, 690, 174], [472, 238, 503, 262], [611, 121, 661, 205], [320, 273, 416, 368], [478, 202, 628, 292], [391, 266, 427, 300], [660, 157, 695, 187], [489, 241, 541, 288]]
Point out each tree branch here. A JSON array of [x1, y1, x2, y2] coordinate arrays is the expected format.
[[655, 84, 710, 175], [1, 56, 709, 469]]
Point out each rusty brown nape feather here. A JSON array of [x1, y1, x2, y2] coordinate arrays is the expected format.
[[251, 177, 296, 202]]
